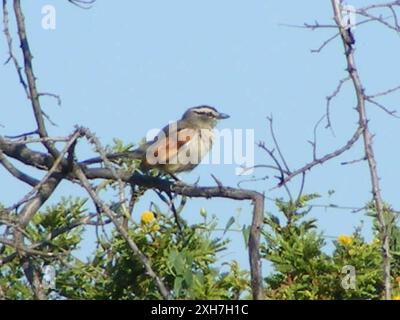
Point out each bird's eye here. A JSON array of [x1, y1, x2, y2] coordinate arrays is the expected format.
[[194, 110, 215, 118]]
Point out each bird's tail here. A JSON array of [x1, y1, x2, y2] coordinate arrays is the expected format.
[[80, 149, 144, 165]]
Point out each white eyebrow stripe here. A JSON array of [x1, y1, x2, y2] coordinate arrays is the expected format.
[[194, 107, 218, 115]]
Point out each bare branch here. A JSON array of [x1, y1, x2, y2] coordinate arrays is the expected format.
[[155, 190, 183, 232], [7, 129, 81, 212], [0, 149, 39, 186], [365, 97, 399, 118], [5, 130, 39, 139], [341, 156, 367, 166], [325, 76, 351, 133], [276, 125, 363, 187], [237, 174, 269, 189], [389, 5, 400, 29], [279, 21, 337, 29], [296, 172, 306, 203], [38, 92, 62, 107], [0, 237, 59, 258], [67, 0, 96, 9], [311, 32, 340, 53], [297, 16, 394, 53], [3, 136, 70, 145], [258, 141, 293, 201], [309, 115, 326, 160], [238, 164, 289, 176], [2, 0, 28, 97], [356, 8, 400, 33], [211, 173, 224, 189], [332, 0, 391, 299], [17, 174, 63, 231], [267, 116, 291, 173], [367, 85, 400, 99], [359, 1, 400, 11], [13, 0, 59, 158]]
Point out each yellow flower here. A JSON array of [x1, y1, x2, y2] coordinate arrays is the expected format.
[[151, 224, 160, 232], [393, 295, 400, 300], [337, 235, 353, 246], [141, 211, 155, 225]]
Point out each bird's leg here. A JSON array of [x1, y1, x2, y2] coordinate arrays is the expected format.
[[193, 176, 200, 187], [168, 172, 182, 182]]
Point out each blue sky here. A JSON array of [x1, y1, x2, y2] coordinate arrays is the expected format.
[[1, 0, 400, 275]]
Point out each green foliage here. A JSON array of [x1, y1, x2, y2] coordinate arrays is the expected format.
[[331, 232, 383, 299], [2, 190, 400, 300], [366, 202, 400, 276], [262, 194, 400, 300], [263, 195, 334, 299], [28, 198, 86, 251], [54, 208, 249, 300], [108, 138, 141, 171], [0, 198, 86, 299]]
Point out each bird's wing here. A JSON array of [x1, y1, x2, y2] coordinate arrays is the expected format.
[[145, 126, 196, 164]]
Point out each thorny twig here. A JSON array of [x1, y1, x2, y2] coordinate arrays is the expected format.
[[325, 76, 351, 134], [333, 0, 391, 299]]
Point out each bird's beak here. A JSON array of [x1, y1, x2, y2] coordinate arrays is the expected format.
[[217, 112, 230, 120]]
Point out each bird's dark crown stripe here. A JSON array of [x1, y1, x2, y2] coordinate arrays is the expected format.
[[193, 105, 217, 111], [192, 106, 218, 115]]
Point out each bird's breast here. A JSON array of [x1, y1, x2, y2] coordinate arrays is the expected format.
[[190, 128, 215, 161], [172, 128, 214, 169]]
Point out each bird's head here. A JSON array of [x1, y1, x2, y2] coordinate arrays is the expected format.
[[182, 105, 230, 129]]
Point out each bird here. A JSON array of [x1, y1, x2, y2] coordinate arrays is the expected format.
[[81, 105, 230, 177]]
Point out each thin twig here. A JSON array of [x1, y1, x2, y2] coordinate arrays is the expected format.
[[367, 85, 400, 99], [309, 114, 326, 160], [365, 97, 399, 118], [311, 33, 340, 53], [2, 0, 28, 97], [359, 1, 400, 11], [341, 156, 367, 166], [258, 141, 293, 202], [67, 0, 96, 9], [326, 76, 351, 133], [38, 92, 62, 106], [275, 125, 364, 187], [356, 9, 400, 33], [267, 116, 291, 173], [296, 172, 306, 204]]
